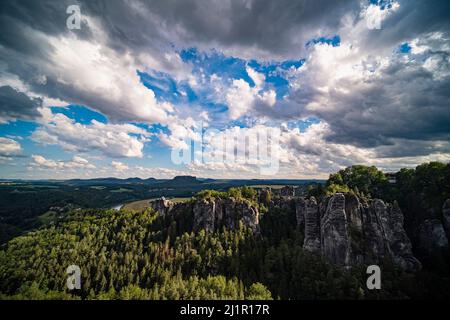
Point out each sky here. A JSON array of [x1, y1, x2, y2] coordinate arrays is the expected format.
[[0, 0, 450, 179]]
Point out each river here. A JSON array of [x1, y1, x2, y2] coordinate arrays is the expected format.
[[111, 204, 123, 210]]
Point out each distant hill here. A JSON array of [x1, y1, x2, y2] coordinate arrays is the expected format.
[[62, 177, 158, 186], [168, 175, 199, 185], [1, 177, 324, 187]]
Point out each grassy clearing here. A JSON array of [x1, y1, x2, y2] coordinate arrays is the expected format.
[[122, 197, 191, 211], [110, 188, 133, 193], [246, 184, 286, 189]]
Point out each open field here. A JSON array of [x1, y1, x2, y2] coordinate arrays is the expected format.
[[110, 188, 133, 193], [122, 199, 153, 211], [122, 197, 191, 211], [247, 185, 288, 189]]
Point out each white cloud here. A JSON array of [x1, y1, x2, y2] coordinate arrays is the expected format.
[[360, 1, 400, 31], [0, 137, 22, 159], [31, 155, 95, 170], [246, 66, 265, 88], [111, 161, 129, 171], [226, 79, 257, 120], [43, 23, 174, 124], [32, 107, 150, 158], [1, 16, 177, 125], [0, 137, 22, 156], [226, 67, 276, 120], [179, 121, 449, 178], [107, 163, 186, 179], [282, 26, 450, 153], [158, 117, 203, 150]]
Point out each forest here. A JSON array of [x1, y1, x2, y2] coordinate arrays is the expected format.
[[0, 178, 314, 244], [1, 162, 450, 300]]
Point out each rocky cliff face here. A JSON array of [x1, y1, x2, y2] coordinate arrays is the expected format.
[[150, 197, 260, 233], [411, 198, 450, 254], [149, 192, 423, 271], [296, 197, 321, 253], [150, 197, 174, 216], [320, 194, 352, 267], [441, 199, 450, 241], [193, 197, 260, 233], [297, 193, 422, 272], [418, 219, 449, 251]]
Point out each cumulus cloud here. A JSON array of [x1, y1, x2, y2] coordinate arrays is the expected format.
[[31, 154, 95, 170], [288, 32, 450, 152], [108, 162, 187, 179], [0, 86, 42, 123], [226, 67, 276, 120], [0, 137, 22, 160], [182, 121, 450, 178], [31, 108, 150, 158], [0, 3, 177, 125], [158, 117, 203, 150], [220, 2, 450, 161], [111, 161, 129, 171], [1, 0, 450, 178]]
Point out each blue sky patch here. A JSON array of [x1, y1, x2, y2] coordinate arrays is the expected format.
[[0, 120, 38, 138], [50, 105, 108, 124], [306, 35, 341, 48], [369, 0, 395, 10], [398, 43, 412, 53]]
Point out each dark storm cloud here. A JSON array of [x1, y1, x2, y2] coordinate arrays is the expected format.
[[44, 0, 355, 59], [129, 0, 357, 58], [310, 49, 450, 152], [250, 0, 450, 157], [374, 138, 450, 158], [63, 0, 450, 59], [0, 86, 42, 122], [358, 0, 450, 54], [1, 0, 359, 58]]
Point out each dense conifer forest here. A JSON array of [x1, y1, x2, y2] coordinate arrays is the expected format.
[[1, 163, 450, 300]]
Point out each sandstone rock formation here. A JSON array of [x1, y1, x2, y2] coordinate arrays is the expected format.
[[258, 188, 272, 205], [280, 186, 295, 197], [443, 199, 450, 239], [418, 219, 449, 250], [297, 193, 421, 272], [194, 197, 260, 233], [298, 197, 321, 253], [295, 198, 305, 228], [320, 193, 352, 266], [150, 197, 173, 216], [150, 190, 421, 272], [150, 197, 259, 233]]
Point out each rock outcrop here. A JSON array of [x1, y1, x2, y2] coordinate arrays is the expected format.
[[193, 197, 260, 233], [297, 193, 421, 272], [299, 197, 321, 253], [384, 201, 422, 271], [258, 188, 272, 205], [280, 186, 295, 197], [320, 193, 352, 267], [150, 197, 260, 234], [150, 190, 421, 272], [443, 199, 450, 239], [418, 219, 449, 250], [295, 198, 305, 228], [150, 197, 173, 216]]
